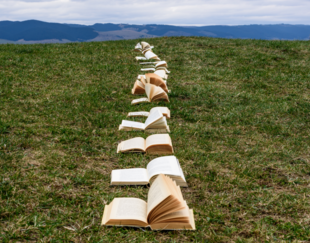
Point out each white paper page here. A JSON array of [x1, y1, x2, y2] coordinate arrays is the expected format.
[[150, 107, 168, 115], [154, 70, 165, 77], [144, 109, 163, 129], [111, 168, 148, 183], [155, 61, 167, 68], [128, 111, 150, 117], [121, 120, 145, 130], [141, 68, 155, 72], [110, 198, 147, 222], [137, 75, 146, 80], [135, 43, 142, 49], [145, 134, 171, 149], [144, 51, 158, 59], [120, 137, 145, 151], [136, 57, 147, 60], [146, 156, 181, 180], [176, 158, 186, 181], [131, 97, 149, 105], [151, 116, 167, 127], [158, 67, 170, 73], [147, 175, 172, 217], [139, 62, 159, 65]]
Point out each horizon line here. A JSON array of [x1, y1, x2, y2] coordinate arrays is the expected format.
[[1, 19, 310, 27]]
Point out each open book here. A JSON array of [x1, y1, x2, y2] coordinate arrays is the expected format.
[[134, 42, 154, 52], [111, 156, 187, 187], [119, 109, 169, 132], [131, 84, 169, 105], [132, 74, 168, 94], [128, 107, 170, 119], [117, 134, 173, 155], [102, 174, 195, 230]]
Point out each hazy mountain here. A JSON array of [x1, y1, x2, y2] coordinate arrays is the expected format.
[[0, 20, 98, 42], [0, 20, 309, 44]]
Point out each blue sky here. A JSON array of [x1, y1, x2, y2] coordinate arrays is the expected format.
[[0, 0, 310, 25]]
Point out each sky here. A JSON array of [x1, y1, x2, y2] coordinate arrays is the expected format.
[[0, 0, 310, 26]]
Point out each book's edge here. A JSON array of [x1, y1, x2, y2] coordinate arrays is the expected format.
[[111, 181, 149, 186], [117, 143, 122, 153], [101, 204, 110, 225]]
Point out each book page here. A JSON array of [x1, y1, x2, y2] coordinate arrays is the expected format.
[[141, 68, 155, 72], [147, 175, 171, 216], [135, 57, 147, 60], [144, 109, 163, 129], [120, 137, 145, 151], [146, 156, 181, 180], [145, 84, 153, 101], [121, 120, 145, 130], [151, 116, 166, 127], [111, 168, 148, 183], [150, 107, 169, 117], [153, 204, 190, 222], [154, 70, 166, 79], [155, 61, 167, 68], [140, 76, 146, 86], [127, 111, 150, 117], [177, 158, 186, 181], [144, 51, 157, 60], [110, 198, 147, 223], [140, 62, 159, 65], [131, 97, 149, 105], [137, 75, 146, 80], [145, 134, 171, 150]]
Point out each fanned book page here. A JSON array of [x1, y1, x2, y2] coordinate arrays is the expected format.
[[102, 174, 195, 230], [119, 109, 169, 132]]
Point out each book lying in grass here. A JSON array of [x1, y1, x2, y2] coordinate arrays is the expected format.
[[134, 42, 154, 52], [132, 74, 168, 94], [111, 156, 187, 187], [131, 84, 169, 105], [128, 107, 170, 119], [117, 134, 173, 155], [119, 109, 169, 132], [101, 174, 195, 230]]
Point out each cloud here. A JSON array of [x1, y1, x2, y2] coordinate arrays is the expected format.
[[0, 0, 310, 25]]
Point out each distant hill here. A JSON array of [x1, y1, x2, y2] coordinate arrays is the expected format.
[[0, 20, 310, 44], [0, 20, 98, 42]]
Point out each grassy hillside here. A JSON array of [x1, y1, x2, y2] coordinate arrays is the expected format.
[[0, 37, 310, 242]]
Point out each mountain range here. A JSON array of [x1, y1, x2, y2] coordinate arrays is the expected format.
[[0, 20, 310, 44]]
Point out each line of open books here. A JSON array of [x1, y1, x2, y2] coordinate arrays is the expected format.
[[101, 42, 195, 230]]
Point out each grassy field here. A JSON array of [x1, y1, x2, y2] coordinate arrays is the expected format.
[[0, 37, 310, 242]]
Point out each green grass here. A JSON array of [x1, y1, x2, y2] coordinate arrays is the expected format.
[[0, 37, 310, 242]]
